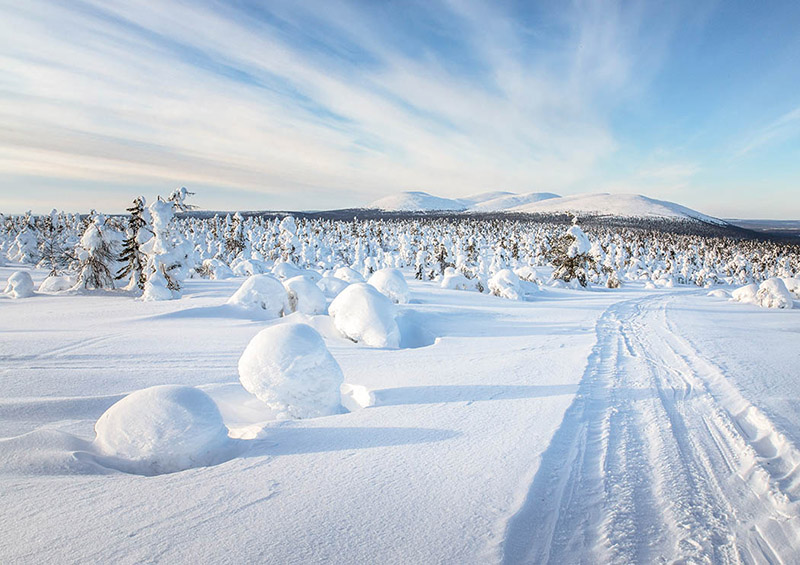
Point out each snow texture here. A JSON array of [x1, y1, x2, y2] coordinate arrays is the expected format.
[[328, 283, 400, 348], [238, 323, 344, 419]]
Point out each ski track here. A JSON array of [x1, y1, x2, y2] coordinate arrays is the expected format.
[[501, 292, 800, 564]]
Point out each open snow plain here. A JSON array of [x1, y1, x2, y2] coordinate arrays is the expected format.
[[2, 265, 800, 564]]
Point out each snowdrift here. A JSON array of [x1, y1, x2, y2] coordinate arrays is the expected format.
[[328, 283, 401, 348]]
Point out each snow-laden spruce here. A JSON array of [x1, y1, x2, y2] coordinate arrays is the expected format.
[[368, 268, 410, 304], [489, 269, 522, 300], [93, 385, 230, 475], [328, 283, 400, 348], [228, 274, 289, 318], [4, 271, 35, 298], [238, 323, 344, 419], [284, 275, 327, 315]]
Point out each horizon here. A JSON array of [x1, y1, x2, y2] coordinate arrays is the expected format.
[[1, 1, 799, 219]]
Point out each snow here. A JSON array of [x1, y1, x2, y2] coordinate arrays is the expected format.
[[333, 266, 365, 283], [93, 385, 231, 475], [4, 270, 35, 298], [3, 259, 800, 563], [283, 275, 327, 315], [328, 282, 401, 348], [271, 260, 303, 280], [317, 274, 350, 298], [238, 323, 344, 419], [367, 191, 468, 212], [488, 268, 523, 300], [440, 271, 475, 291], [227, 274, 289, 318], [368, 267, 410, 304], [38, 274, 74, 293], [512, 192, 724, 223], [366, 191, 723, 223], [732, 278, 795, 309]]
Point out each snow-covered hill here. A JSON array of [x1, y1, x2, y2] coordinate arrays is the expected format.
[[367, 190, 723, 224], [511, 193, 724, 224], [367, 191, 467, 212]]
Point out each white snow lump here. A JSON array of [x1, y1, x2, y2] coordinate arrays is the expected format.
[[328, 283, 400, 348], [238, 323, 344, 419]]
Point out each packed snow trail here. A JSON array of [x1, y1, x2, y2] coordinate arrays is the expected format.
[[501, 292, 800, 564]]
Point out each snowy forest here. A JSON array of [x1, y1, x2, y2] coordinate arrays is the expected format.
[[4, 188, 800, 304]]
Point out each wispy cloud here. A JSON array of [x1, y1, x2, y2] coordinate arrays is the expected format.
[[0, 0, 685, 211], [735, 106, 800, 158]]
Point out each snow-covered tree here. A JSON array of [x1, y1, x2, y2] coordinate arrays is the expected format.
[[116, 196, 152, 291], [72, 213, 119, 290]]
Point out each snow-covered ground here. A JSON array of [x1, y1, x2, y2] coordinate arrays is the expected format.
[[2, 264, 800, 563]]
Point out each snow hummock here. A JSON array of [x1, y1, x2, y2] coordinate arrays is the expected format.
[[317, 274, 350, 298], [368, 268, 410, 304], [237, 323, 344, 419], [334, 267, 365, 283], [489, 269, 523, 300], [93, 385, 230, 475], [328, 283, 400, 348], [441, 270, 475, 291], [4, 271, 35, 298], [284, 275, 327, 315], [227, 274, 289, 318], [38, 275, 74, 293], [732, 278, 794, 309]]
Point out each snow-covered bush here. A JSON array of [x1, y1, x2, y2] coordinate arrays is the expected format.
[[781, 276, 800, 299], [489, 269, 522, 300], [200, 258, 234, 280], [141, 199, 183, 301], [93, 385, 230, 475], [334, 266, 365, 283], [368, 268, 410, 304], [317, 274, 350, 298], [39, 274, 73, 293], [755, 278, 794, 309], [231, 259, 268, 277], [551, 221, 595, 287], [731, 283, 758, 304], [4, 271, 35, 298], [441, 271, 475, 291], [272, 261, 303, 280], [284, 275, 327, 315], [227, 274, 289, 318], [732, 278, 794, 309], [238, 323, 344, 419], [328, 283, 400, 348]]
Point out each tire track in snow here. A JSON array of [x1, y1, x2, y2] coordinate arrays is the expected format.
[[500, 292, 800, 564]]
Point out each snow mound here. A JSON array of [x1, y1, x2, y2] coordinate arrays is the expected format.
[[512, 193, 723, 223], [272, 261, 303, 280], [368, 191, 467, 212], [93, 385, 230, 475], [472, 192, 561, 211], [489, 269, 522, 300], [38, 274, 73, 293], [232, 259, 268, 277], [732, 279, 794, 309], [368, 268, 410, 304], [201, 259, 234, 280], [441, 271, 475, 291], [756, 278, 794, 309], [707, 289, 730, 299], [334, 267, 365, 283], [318, 275, 350, 298], [227, 274, 288, 318], [284, 275, 327, 315], [781, 277, 800, 299], [328, 283, 400, 348], [238, 323, 344, 419], [4, 271, 35, 298]]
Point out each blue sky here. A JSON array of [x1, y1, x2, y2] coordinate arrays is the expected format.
[[0, 0, 798, 218]]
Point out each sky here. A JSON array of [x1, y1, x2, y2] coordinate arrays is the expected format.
[[0, 0, 799, 219]]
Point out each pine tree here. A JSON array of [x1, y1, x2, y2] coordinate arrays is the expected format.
[[73, 213, 118, 290], [116, 196, 151, 290]]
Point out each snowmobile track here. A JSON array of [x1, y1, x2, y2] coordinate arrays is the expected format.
[[501, 292, 800, 564]]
